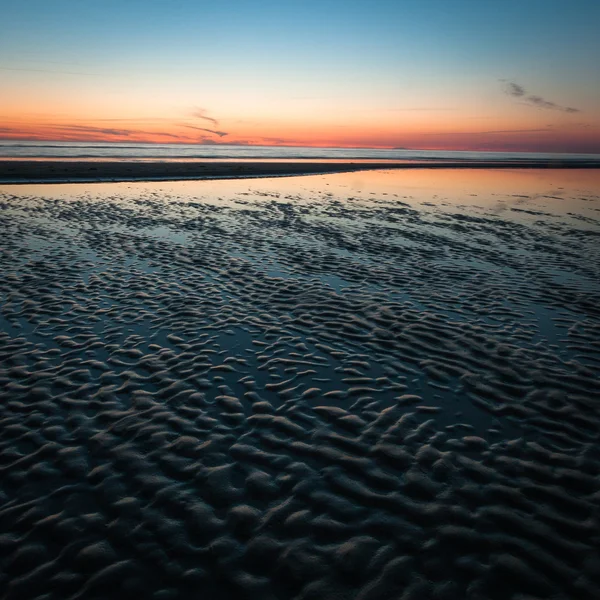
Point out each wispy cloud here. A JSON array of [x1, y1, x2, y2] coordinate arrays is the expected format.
[[52, 124, 184, 139], [192, 108, 219, 127], [526, 95, 579, 113], [53, 125, 135, 136], [0, 123, 187, 141], [424, 127, 554, 136], [184, 124, 228, 137], [502, 80, 580, 113], [505, 82, 526, 97]]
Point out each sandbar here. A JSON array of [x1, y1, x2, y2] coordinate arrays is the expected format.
[[1, 158, 600, 184]]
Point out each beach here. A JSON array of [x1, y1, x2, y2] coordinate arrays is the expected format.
[[1, 167, 599, 599], [1, 158, 600, 184]]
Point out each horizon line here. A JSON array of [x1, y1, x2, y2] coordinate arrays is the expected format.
[[1, 138, 600, 156]]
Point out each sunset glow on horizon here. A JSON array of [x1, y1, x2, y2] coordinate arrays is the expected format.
[[2, 0, 599, 153]]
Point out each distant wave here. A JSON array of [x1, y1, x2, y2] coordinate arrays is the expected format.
[[1, 141, 599, 162]]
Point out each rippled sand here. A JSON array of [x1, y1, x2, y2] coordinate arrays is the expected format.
[[1, 169, 599, 599]]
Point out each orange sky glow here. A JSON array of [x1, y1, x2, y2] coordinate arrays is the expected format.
[[2, 111, 599, 153], [1, 1, 599, 153]]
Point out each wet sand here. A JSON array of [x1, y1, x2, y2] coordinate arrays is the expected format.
[[1, 157, 600, 184], [1, 169, 599, 599]]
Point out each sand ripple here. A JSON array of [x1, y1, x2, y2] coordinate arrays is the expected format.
[[1, 175, 599, 599]]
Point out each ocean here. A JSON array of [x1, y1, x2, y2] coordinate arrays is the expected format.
[[1, 140, 599, 163]]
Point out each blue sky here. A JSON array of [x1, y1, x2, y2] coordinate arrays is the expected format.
[[1, 0, 599, 151]]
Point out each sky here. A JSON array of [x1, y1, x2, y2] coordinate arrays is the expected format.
[[1, 0, 599, 152]]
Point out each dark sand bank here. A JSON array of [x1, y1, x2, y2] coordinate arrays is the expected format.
[[1, 170, 599, 599], [2, 157, 600, 183]]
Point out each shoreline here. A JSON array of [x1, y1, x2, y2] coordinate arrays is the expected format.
[[1, 159, 600, 184]]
